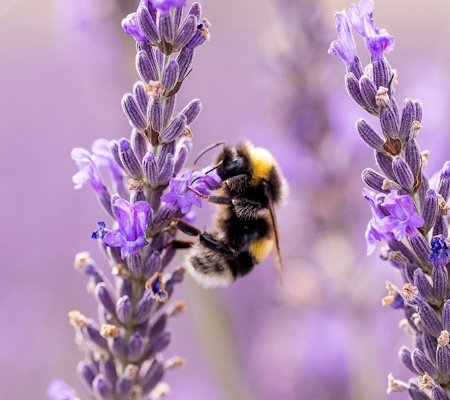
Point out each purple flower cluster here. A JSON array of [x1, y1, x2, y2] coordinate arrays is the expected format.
[[52, 1, 218, 399], [330, 1, 450, 399], [329, 0, 450, 400]]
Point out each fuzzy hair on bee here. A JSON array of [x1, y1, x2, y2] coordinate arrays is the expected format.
[[178, 141, 288, 288]]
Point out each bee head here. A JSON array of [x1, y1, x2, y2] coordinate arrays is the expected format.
[[216, 145, 250, 180]]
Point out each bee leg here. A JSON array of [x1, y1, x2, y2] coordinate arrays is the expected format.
[[199, 233, 234, 255], [171, 218, 202, 237], [169, 240, 194, 249], [223, 174, 248, 191]]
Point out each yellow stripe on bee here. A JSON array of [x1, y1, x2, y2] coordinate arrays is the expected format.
[[249, 146, 275, 186], [249, 238, 274, 263]]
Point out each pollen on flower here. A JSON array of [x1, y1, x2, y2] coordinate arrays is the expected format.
[[421, 150, 430, 168], [382, 179, 401, 191], [375, 86, 390, 107], [124, 365, 139, 379], [167, 300, 186, 317], [199, 19, 211, 40], [401, 283, 419, 303], [129, 179, 144, 191], [438, 194, 450, 215], [386, 373, 409, 394], [438, 330, 450, 346], [164, 356, 186, 370], [145, 81, 165, 97], [145, 273, 169, 303], [149, 382, 171, 400], [418, 372, 436, 390], [386, 250, 409, 265], [68, 310, 88, 328], [100, 324, 119, 338], [181, 125, 193, 138], [410, 121, 421, 139], [112, 263, 130, 278], [74, 252, 92, 270]]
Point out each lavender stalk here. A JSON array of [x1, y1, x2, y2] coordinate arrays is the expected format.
[[48, 1, 218, 399], [330, 1, 450, 399]]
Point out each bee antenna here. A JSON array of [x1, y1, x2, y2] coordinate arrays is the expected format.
[[193, 141, 225, 166], [190, 161, 223, 186]]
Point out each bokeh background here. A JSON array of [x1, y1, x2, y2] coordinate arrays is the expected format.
[[2, 0, 450, 399]]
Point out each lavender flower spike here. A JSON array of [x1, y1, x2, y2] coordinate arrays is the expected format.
[[103, 199, 152, 259], [328, 11, 360, 77], [347, 0, 395, 61]]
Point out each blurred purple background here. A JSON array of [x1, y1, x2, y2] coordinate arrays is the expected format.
[[2, 0, 450, 399]]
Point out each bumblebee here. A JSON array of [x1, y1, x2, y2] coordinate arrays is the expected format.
[[176, 141, 288, 287]]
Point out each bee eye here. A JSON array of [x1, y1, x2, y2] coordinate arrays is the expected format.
[[229, 159, 239, 169]]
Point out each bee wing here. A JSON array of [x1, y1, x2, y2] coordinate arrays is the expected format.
[[265, 186, 283, 284]]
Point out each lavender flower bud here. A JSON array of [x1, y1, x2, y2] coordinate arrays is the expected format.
[[418, 302, 442, 338], [437, 331, 450, 376], [158, 154, 175, 186], [108, 141, 124, 172], [181, 99, 202, 125], [375, 152, 396, 181], [150, 314, 167, 339], [148, 96, 163, 133], [398, 346, 417, 374], [163, 95, 176, 128], [174, 145, 188, 175], [438, 162, 450, 202], [411, 348, 437, 377], [188, 2, 202, 20], [174, 6, 183, 32], [423, 333, 438, 365], [127, 253, 144, 279], [415, 100, 424, 123], [174, 15, 197, 50], [399, 98, 416, 141], [138, 42, 160, 79], [372, 58, 391, 89], [433, 217, 449, 238], [161, 113, 187, 143], [131, 129, 147, 163], [138, 6, 160, 44], [356, 119, 384, 151], [380, 105, 399, 139], [393, 156, 415, 191], [119, 138, 143, 179], [122, 93, 148, 132], [117, 278, 133, 303], [405, 139, 421, 181], [443, 301, 450, 332], [86, 324, 108, 350], [159, 14, 175, 43], [77, 361, 96, 390], [133, 82, 149, 115], [93, 374, 113, 399], [158, 141, 176, 171], [176, 47, 194, 80], [361, 168, 389, 193], [115, 295, 132, 324], [405, 263, 418, 283], [432, 264, 448, 301], [345, 73, 369, 109], [358, 75, 378, 109], [115, 365, 138, 397], [95, 283, 116, 315], [136, 50, 158, 84], [414, 268, 434, 303], [143, 152, 159, 187], [102, 358, 117, 387], [133, 295, 154, 324], [110, 335, 127, 360], [128, 332, 144, 361], [408, 384, 430, 400], [145, 251, 162, 279], [145, 332, 171, 357], [161, 60, 179, 94], [141, 360, 164, 393], [409, 234, 432, 265], [419, 173, 430, 206], [432, 385, 450, 400]]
